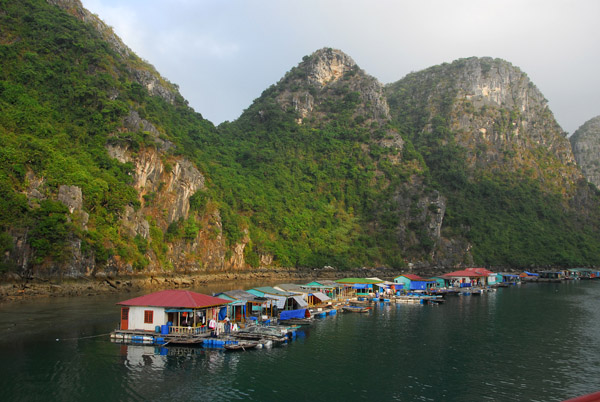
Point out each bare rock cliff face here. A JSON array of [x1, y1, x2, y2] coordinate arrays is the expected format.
[[388, 57, 581, 193], [274, 48, 391, 128], [106, 144, 230, 274], [570, 116, 600, 189], [452, 58, 574, 165], [7, 182, 94, 278], [106, 145, 204, 225], [6, 108, 243, 278]]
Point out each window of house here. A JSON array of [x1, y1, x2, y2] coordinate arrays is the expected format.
[[144, 310, 153, 324]]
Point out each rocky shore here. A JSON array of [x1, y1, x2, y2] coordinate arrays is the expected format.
[[0, 267, 404, 302]]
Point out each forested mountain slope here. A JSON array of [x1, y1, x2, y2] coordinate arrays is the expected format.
[[0, 0, 219, 276], [386, 58, 600, 266], [2, 0, 600, 279]]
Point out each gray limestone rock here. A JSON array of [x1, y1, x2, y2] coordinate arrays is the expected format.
[[570, 116, 600, 188]]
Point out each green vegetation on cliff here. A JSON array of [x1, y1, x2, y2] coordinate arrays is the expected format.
[[0, 0, 430, 273], [386, 59, 600, 267], [2, 1, 600, 275], [190, 82, 427, 269], [0, 0, 214, 271]]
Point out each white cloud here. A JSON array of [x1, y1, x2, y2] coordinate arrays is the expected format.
[[81, 0, 600, 132]]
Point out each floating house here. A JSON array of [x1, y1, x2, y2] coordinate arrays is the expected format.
[[117, 290, 230, 334], [301, 280, 348, 300], [520, 271, 539, 281], [247, 286, 307, 311], [366, 277, 399, 295], [431, 276, 451, 288], [538, 271, 565, 281], [275, 284, 331, 306], [567, 268, 600, 279], [498, 273, 521, 285], [443, 268, 494, 287], [335, 278, 383, 297], [213, 290, 276, 322], [394, 274, 437, 291]]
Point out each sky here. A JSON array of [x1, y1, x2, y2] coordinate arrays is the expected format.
[[81, 0, 600, 134]]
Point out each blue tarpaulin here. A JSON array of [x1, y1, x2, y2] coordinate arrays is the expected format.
[[279, 309, 308, 320], [352, 284, 368, 289], [524, 271, 539, 276], [409, 281, 428, 290], [218, 307, 227, 320]]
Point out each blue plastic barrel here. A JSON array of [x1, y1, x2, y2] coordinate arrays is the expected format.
[[161, 325, 169, 335]]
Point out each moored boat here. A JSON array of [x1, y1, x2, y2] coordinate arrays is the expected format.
[[342, 305, 370, 313]]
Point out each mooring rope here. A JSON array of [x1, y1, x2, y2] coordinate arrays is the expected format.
[[55, 332, 112, 341]]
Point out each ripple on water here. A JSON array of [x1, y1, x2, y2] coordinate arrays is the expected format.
[[3, 282, 600, 401]]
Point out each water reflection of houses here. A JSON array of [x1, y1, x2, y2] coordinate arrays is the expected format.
[[120, 344, 166, 371]]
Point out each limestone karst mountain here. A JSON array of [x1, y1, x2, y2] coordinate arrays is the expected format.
[[2, 0, 600, 280], [385, 57, 600, 266]]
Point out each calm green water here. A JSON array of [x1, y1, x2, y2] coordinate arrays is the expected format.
[[1, 281, 599, 401]]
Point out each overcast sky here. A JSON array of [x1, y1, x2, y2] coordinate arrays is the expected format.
[[81, 0, 599, 134]]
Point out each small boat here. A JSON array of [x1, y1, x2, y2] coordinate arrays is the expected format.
[[278, 318, 313, 325], [224, 341, 259, 351], [342, 305, 370, 313]]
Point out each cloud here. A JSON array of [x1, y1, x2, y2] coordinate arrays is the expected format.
[[81, 0, 600, 132]]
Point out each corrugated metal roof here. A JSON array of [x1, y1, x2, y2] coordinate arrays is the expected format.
[[219, 289, 261, 301], [292, 295, 308, 307], [275, 284, 307, 294], [251, 286, 295, 296], [117, 290, 229, 308], [336, 278, 383, 284], [443, 269, 490, 278], [301, 281, 343, 289], [465, 267, 494, 276], [266, 294, 287, 309], [311, 291, 330, 302]]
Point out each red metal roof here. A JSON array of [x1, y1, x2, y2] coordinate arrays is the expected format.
[[400, 274, 424, 281], [396, 274, 435, 282], [395, 274, 437, 282], [444, 268, 493, 277], [465, 267, 494, 276], [117, 290, 230, 308]]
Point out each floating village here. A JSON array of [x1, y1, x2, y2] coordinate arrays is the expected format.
[[111, 268, 600, 351]]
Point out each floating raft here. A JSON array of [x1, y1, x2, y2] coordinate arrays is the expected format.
[[111, 329, 210, 345]]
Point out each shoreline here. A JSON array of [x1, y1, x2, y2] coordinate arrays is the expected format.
[[0, 267, 404, 303]]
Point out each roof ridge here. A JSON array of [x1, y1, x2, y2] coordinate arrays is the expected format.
[[185, 290, 196, 305]]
